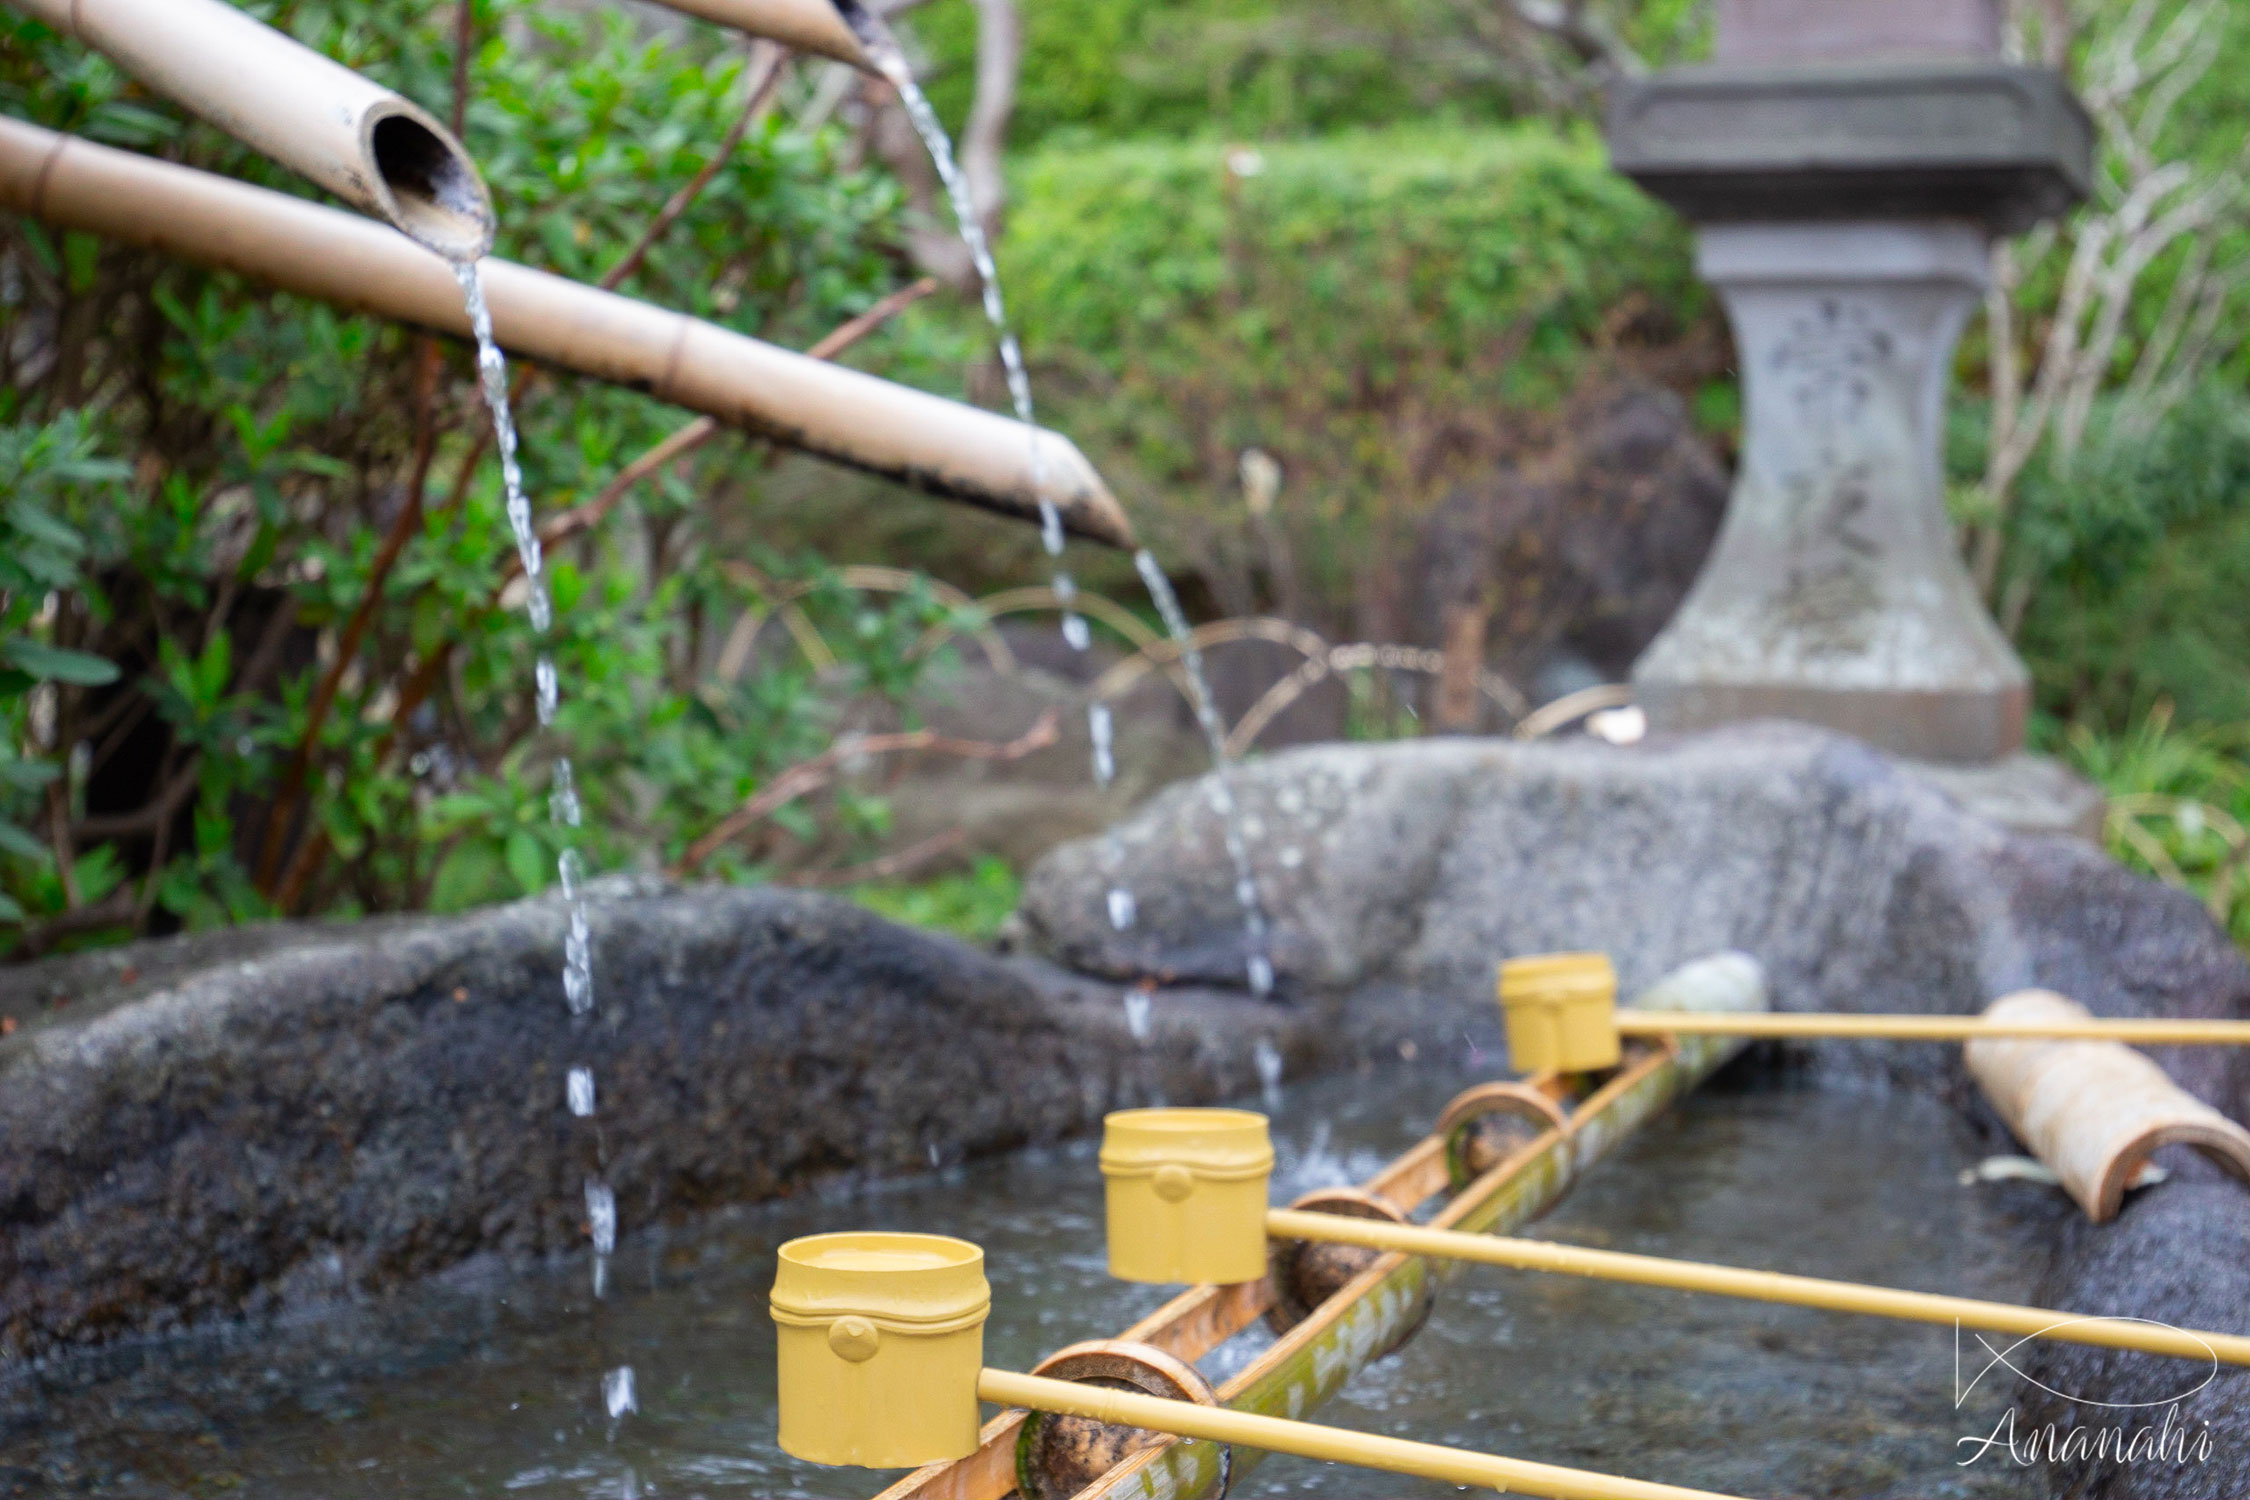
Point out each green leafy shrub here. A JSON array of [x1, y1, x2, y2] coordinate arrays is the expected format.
[[0, 0, 967, 953], [2005, 382, 2250, 729], [982, 124, 1702, 629], [0, 414, 129, 924], [845, 854, 1022, 940], [2062, 705, 2250, 946]]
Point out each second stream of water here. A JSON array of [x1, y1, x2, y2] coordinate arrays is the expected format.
[[0, 1061, 2064, 1499], [855, 21, 1276, 998]]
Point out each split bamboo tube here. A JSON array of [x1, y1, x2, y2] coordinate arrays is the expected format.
[[1262, 1210, 2250, 1368], [1615, 1013, 2250, 1045], [7, 0, 492, 259], [0, 115, 1133, 547], [976, 1369, 1748, 1500], [1967, 990, 2250, 1221]]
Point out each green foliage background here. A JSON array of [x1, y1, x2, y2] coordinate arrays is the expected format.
[[987, 125, 1699, 627], [3, 0, 2250, 955], [0, 0, 981, 947]]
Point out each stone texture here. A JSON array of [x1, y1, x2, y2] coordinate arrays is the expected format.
[[1904, 750, 2106, 841], [1017, 724, 2250, 1497], [1631, 223, 2032, 763], [0, 880, 1318, 1362], [1606, 65, 2093, 231], [1715, 0, 2002, 65], [2016, 1172, 2250, 1498]]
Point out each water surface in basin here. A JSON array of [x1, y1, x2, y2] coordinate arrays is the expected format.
[[0, 1059, 2061, 1499]]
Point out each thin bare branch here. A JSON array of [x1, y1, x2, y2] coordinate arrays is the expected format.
[[959, 0, 1020, 245], [777, 826, 970, 886], [672, 711, 1058, 875], [1506, 0, 1645, 77], [601, 44, 791, 294]]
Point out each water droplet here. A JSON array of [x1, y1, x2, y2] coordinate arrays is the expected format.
[[585, 1178, 616, 1255], [1254, 1036, 1283, 1109], [563, 907, 594, 1016], [1107, 887, 1137, 931], [535, 655, 558, 727], [603, 1366, 637, 1419], [1062, 613, 1090, 651], [550, 758, 582, 827], [1123, 989, 1152, 1044], [1088, 703, 1116, 786], [567, 1067, 596, 1117], [1248, 953, 1275, 997]]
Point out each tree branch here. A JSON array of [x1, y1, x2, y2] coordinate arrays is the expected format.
[[777, 826, 969, 886], [959, 0, 1020, 246], [269, 280, 941, 911], [1505, 0, 1645, 77], [256, 341, 444, 892], [600, 44, 791, 294], [671, 711, 1057, 875]]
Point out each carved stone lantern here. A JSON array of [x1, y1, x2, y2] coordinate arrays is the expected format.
[[1607, 0, 2095, 803]]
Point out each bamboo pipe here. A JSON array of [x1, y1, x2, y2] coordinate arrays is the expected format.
[[649, 0, 874, 67], [976, 1369, 1748, 1500], [7, 0, 492, 260], [0, 115, 1134, 547], [1615, 1013, 2250, 1045], [1262, 1210, 2250, 1369]]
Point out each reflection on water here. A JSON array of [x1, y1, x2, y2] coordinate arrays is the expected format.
[[0, 1060, 2060, 1499]]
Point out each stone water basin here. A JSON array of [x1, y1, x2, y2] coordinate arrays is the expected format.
[[0, 1056, 2062, 1499]]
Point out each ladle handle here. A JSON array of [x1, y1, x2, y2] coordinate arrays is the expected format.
[[976, 1367, 1748, 1500], [1263, 1209, 2250, 1368], [1616, 1011, 2250, 1044]]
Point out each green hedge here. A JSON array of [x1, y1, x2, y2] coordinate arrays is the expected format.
[[967, 124, 1701, 616], [907, 0, 1710, 147]]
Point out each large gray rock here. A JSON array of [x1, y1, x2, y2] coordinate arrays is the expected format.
[[2014, 1173, 2250, 1499], [0, 881, 1314, 1362], [1020, 723, 2248, 1102], [1019, 723, 2250, 1497]]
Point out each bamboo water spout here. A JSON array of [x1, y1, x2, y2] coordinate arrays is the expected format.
[[6, 0, 493, 260], [649, 0, 873, 67], [0, 115, 1134, 547]]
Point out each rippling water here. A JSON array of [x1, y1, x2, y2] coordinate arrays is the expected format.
[[0, 1060, 2062, 1499]]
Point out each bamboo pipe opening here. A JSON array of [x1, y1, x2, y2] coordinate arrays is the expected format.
[[365, 106, 494, 262], [16, 0, 496, 260]]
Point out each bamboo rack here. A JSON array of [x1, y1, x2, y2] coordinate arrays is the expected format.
[[876, 953, 1766, 1500]]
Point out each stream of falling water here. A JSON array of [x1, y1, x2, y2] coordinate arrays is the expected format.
[[860, 26, 1276, 1002], [454, 264, 638, 1463]]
